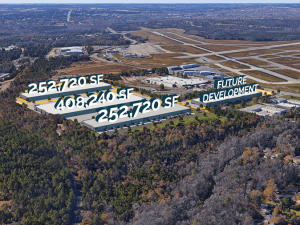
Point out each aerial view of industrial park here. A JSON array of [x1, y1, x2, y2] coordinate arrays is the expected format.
[[1, 2, 300, 225]]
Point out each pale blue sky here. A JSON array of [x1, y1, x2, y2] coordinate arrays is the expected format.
[[0, 0, 299, 3]]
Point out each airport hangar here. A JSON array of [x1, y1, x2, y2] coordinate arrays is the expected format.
[[20, 82, 111, 102], [191, 91, 262, 107]]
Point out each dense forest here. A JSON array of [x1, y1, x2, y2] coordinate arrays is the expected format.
[[0, 48, 22, 64], [1, 58, 300, 224]]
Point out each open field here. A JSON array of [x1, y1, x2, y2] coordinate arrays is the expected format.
[[269, 57, 300, 70], [276, 51, 300, 56], [226, 72, 242, 77], [282, 95, 300, 101], [160, 45, 208, 54], [204, 55, 224, 61], [270, 69, 300, 79], [259, 55, 278, 59], [198, 44, 246, 52], [225, 49, 282, 58], [274, 45, 300, 50], [219, 61, 249, 69], [242, 70, 286, 82], [122, 53, 199, 68], [54, 61, 139, 76], [240, 58, 270, 66]]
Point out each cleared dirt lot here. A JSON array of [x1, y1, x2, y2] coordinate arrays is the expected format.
[[240, 58, 270, 66], [242, 70, 286, 82], [160, 45, 207, 54], [122, 53, 199, 68], [54, 61, 139, 76], [225, 49, 282, 57]]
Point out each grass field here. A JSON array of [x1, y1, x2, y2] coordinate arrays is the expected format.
[[161, 45, 208, 54], [204, 55, 224, 61], [271, 69, 300, 79], [259, 55, 278, 59], [282, 95, 300, 101], [199, 44, 245, 52], [219, 61, 249, 69], [225, 49, 281, 58], [269, 57, 300, 70], [242, 70, 285, 82], [226, 72, 242, 77], [240, 58, 270, 66], [122, 53, 199, 68], [274, 45, 300, 50]]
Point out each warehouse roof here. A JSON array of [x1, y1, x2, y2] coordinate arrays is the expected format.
[[35, 94, 145, 115], [21, 82, 110, 99], [82, 103, 190, 129]]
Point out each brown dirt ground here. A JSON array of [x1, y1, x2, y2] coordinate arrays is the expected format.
[[54, 61, 139, 77], [225, 49, 282, 58], [274, 45, 300, 50], [242, 70, 285, 82], [270, 69, 300, 79], [122, 53, 199, 69], [219, 61, 249, 69], [269, 57, 300, 70], [204, 55, 224, 61], [160, 45, 207, 54], [239, 58, 270, 66]]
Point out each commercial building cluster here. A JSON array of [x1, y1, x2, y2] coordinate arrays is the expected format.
[[239, 98, 300, 116], [167, 64, 223, 79], [19, 79, 191, 133]]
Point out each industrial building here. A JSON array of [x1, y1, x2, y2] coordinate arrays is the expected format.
[[146, 76, 209, 88], [206, 75, 223, 79], [286, 99, 300, 105], [60, 46, 84, 55], [106, 49, 118, 54], [0, 73, 10, 80], [272, 98, 287, 104], [277, 102, 300, 109], [184, 71, 199, 75], [261, 106, 287, 114], [191, 91, 262, 107], [167, 66, 182, 74], [180, 64, 199, 69], [34, 94, 145, 118], [82, 104, 191, 132], [239, 104, 264, 113], [20, 82, 111, 102]]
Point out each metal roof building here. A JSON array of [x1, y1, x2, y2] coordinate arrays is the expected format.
[[82, 104, 191, 132], [180, 64, 199, 69], [34, 94, 145, 118], [20, 82, 111, 102]]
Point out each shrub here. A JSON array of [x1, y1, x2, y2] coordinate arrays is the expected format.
[[169, 121, 174, 125], [224, 197, 230, 204], [231, 174, 238, 178]]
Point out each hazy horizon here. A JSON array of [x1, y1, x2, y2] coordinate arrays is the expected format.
[[0, 1, 299, 4]]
